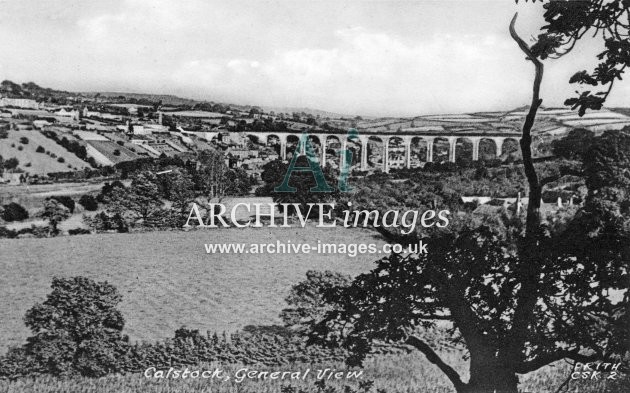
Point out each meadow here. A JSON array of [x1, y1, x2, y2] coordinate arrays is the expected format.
[[1, 227, 626, 392], [0, 353, 624, 393], [0, 225, 385, 351]]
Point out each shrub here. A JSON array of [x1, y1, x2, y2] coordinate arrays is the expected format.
[[68, 227, 91, 235], [116, 141, 125, 146], [96, 180, 125, 203], [3, 157, 19, 170], [1, 202, 29, 222], [36, 145, 45, 153], [0, 226, 18, 239], [113, 149, 121, 156], [48, 196, 75, 213], [17, 146, 23, 151], [78, 194, 98, 211], [57, 157, 65, 163], [19, 136, 28, 144]]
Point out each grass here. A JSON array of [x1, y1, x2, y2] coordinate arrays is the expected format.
[[0, 353, 626, 393], [0, 130, 89, 174], [1, 226, 626, 392], [0, 226, 386, 351]]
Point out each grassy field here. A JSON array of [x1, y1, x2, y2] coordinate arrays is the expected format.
[[0, 130, 90, 174], [0, 353, 625, 393], [1, 227, 626, 392], [0, 226, 385, 351], [0, 181, 107, 211]]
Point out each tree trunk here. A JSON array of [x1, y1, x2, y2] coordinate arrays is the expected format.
[[460, 367, 519, 393], [460, 343, 519, 393]]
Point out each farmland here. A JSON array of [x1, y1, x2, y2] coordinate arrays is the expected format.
[[0, 225, 385, 351], [0, 130, 90, 174], [1, 227, 626, 393]]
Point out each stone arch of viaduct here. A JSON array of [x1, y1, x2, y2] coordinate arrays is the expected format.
[[198, 130, 520, 172]]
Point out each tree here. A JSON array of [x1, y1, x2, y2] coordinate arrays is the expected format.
[[308, 4, 630, 393], [3, 157, 19, 170], [21, 276, 127, 376], [552, 128, 595, 159], [157, 169, 196, 224], [106, 171, 163, 226], [258, 158, 340, 217], [281, 271, 351, 335], [193, 150, 229, 197], [1, 202, 29, 222], [78, 194, 98, 211], [40, 199, 71, 235]]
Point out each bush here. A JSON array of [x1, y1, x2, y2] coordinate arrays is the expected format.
[[78, 194, 98, 211], [1, 202, 29, 222], [36, 145, 45, 153], [113, 149, 121, 156], [47, 196, 75, 213], [68, 228, 91, 235], [17, 146, 23, 151], [0, 226, 18, 239], [57, 157, 65, 163], [116, 141, 125, 146], [19, 136, 29, 144]]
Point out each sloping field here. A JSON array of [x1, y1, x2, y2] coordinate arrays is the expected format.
[[0, 130, 90, 174], [0, 226, 386, 351], [86, 140, 140, 163]]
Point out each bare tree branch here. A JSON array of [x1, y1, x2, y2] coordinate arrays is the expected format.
[[406, 334, 466, 391]]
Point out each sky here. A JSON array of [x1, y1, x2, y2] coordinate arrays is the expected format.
[[0, 0, 628, 117]]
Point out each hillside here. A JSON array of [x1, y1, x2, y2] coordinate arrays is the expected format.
[[0, 130, 90, 175]]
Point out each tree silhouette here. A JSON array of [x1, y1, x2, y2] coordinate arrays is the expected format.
[[309, 3, 630, 393]]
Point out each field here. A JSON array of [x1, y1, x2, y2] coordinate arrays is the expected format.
[[0, 354, 624, 393], [1, 227, 626, 392], [0, 130, 90, 174], [0, 181, 108, 210], [0, 226, 385, 351]]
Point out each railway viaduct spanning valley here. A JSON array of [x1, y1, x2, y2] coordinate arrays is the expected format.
[[185, 129, 521, 172]]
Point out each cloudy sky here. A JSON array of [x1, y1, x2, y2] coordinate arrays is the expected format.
[[0, 0, 628, 116]]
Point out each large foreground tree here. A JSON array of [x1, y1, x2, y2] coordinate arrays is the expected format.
[[309, 2, 630, 392]]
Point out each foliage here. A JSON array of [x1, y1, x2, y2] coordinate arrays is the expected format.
[[3, 157, 19, 170], [96, 180, 125, 203], [78, 194, 98, 211], [257, 158, 340, 217], [310, 223, 628, 393], [47, 195, 75, 213], [524, 1, 630, 115], [68, 228, 91, 236], [281, 271, 352, 335], [105, 172, 163, 226], [15, 277, 128, 377], [552, 128, 595, 159], [40, 199, 71, 235], [1, 202, 29, 222], [83, 212, 128, 233]]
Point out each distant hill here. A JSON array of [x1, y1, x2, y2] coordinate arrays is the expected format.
[[261, 106, 353, 119], [91, 92, 200, 107]]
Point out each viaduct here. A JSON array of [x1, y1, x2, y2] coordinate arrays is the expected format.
[[182, 129, 521, 172]]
